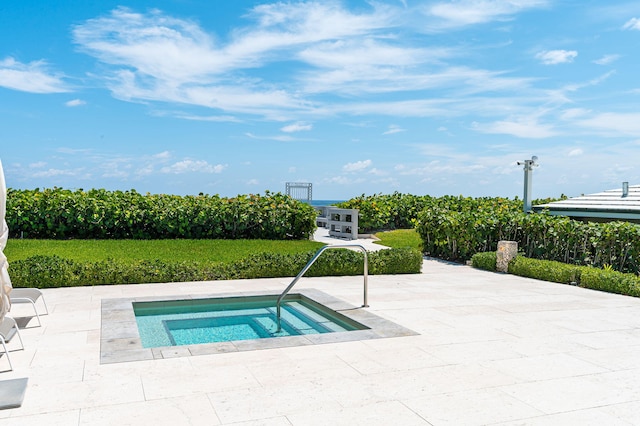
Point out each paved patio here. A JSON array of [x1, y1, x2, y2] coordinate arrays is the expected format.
[[1, 257, 640, 425]]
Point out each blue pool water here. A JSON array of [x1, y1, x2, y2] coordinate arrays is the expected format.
[[133, 294, 366, 348]]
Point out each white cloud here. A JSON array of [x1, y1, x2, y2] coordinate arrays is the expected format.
[[153, 151, 171, 159], [593, 54, 620, 65], [70, 4, 396, 116], [281, 122, 312, 133], [426, 0, 549, 28], [575, 112, 640, 137], [160, 160, 227, 174], [174, 114, 241, 123], [0, 57, 68, 93], [324, 175, 366, 185], [560, 108, 591, 119], [68, 4, 548, 124], [623, 17, 640, 30], [246, 179, 259, 185], [535, 49, 577, 65], [342, 159, 372, 173], [568, 148, 583, 157], [65, 99, 86, 107], [244, 132, 295, 142], [383, 124, 406, 135], [368, 168, 388, 176], [472, 118, 557, 139], [30, 168, 82, 178]]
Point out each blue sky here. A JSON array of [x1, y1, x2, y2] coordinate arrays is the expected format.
[[2, 0, 640, 200]]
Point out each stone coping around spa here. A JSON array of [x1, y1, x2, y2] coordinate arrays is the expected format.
[[100, 288, 418, 364]]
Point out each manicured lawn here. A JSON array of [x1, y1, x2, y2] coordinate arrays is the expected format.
[[5, 239, 326, 264], [4, 230, 418, 267], [374, 229, 422, 251]]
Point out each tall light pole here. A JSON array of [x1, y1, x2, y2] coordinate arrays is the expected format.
[[517, 156, 538, 213]]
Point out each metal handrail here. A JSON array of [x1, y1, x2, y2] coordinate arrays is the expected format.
[[275, 244, 369, 332]]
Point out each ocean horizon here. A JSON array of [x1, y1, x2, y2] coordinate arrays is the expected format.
[[309, 200, 345, 206]]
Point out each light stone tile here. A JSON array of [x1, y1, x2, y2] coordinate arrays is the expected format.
[[6, 259, 640, 425], [79, 394, 220, 426], [481, 352, 608, 382], [571, 345, 640, 371], [100, 348, 153, 364], [311, 370, 435, 407], [15, 376, 145, 417], [403, 388, 544, 426], [493, 408, 632, 426], [587, 369, 640, 401], [424, 339, 523, 364], [141, 364, 261, 400], [246, 353, 361, 386], [187, 341, 238, 356], [336, 345, 447, 375], [225, 417, 292, 426], [207, 382, 342, 424], [286, 400, 430, 425], [504, 334, 593, 357], [499, 375, 634, 414], [100, 321, 140, 340], [25, 359, 86, 385], [599, 400, 640, 425], [497, 319, 577, 338], [415, 325, 515, 345], [158, 346, 192, 358], [0, 410, 80, 426]]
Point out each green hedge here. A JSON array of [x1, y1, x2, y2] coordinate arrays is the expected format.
[[339, 192, 435, 232], [340, 193, 529, 234], [507, 256, 584, 284], [9, 248, 422, 288], [580, 268, 640, 297], [471, 252, 640, 298], [6, 188, 317, 240], [415, 199, 640, 273], [470, 252, 496, 272]]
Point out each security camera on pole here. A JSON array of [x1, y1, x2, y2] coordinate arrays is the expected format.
[[516, 156, 538, 213]]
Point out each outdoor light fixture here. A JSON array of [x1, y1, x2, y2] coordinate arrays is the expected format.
[[517, 156, 538, 213]]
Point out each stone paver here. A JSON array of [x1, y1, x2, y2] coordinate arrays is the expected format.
[[1, 257, 640, 425]]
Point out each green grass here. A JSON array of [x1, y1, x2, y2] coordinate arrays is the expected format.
[[5, 229, 421, 273], [374, 229, 422, 251], [5, 239, 325, 265]]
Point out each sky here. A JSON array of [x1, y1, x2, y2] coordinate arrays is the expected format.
[[2, 0, 640, 201]]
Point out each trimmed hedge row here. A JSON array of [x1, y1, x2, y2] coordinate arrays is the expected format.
[[6, 188, 317, 240], [9, 247, 423, 288], [417, 200, 640, 273], [470, 253, 640, 298], [469, 252, 496, 272], [580, 268, 640, 297]]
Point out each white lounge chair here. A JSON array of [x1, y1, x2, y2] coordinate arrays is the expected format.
[[0, 316, 23, 371], [10, 288, 48, 327]]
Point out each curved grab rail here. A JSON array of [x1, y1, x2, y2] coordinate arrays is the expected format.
[[276, 244, 369, 332]]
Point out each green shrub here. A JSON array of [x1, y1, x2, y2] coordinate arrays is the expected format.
[[6, 188, 317, 240], [471, 252, 497, 272], [507, 256, 584, 284], [470, 252, 640, 298], [580, 268, 640, 297], [414, 196, 640, 273], [10, 255, 81, 288], [339, 192, 439, 232], [368, 248, 422, 275], [8, 248, 421, 288]]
